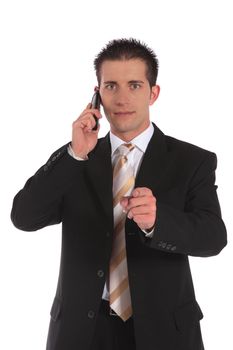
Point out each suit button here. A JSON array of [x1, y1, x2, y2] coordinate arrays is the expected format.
[[88, 310, 95, 319], [106, 232, 110, 237], [97, 270, 104, 278], [171, 245, 177, 251]]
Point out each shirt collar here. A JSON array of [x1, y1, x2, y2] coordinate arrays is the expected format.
[[110, 122, 154, 155]]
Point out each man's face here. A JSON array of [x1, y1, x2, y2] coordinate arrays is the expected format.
[[99, 59, 160, 141]]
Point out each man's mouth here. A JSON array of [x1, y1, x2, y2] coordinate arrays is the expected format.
[[114, 111, 135, 116]]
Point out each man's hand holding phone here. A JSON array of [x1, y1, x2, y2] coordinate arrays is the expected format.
[[71, 101, 102, 159]]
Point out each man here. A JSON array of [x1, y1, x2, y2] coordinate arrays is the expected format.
[[11, 38, 227, 350]]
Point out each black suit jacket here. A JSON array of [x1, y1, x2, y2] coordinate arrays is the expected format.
[[11, 123, 227, 350]]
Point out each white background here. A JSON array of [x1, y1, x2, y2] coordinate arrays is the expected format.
[[1, 0, 232, 349]]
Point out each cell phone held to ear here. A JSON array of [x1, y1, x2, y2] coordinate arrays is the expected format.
[[91, 91, 101, 131]]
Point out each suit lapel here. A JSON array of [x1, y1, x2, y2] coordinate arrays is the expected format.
[[135, 123, 171, 195], [86, 134, 114, 228]]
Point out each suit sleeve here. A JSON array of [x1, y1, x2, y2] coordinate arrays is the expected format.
[[140, 152, 227, 257], [11, 143, 86, 231]]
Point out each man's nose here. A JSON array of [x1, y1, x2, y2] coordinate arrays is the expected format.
[[114, 88, 130, 105]]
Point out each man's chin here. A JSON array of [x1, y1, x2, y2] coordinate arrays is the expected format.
[[111, 124, 135, 135], [110, 122, 144, 140]]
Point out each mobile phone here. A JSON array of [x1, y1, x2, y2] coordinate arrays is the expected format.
[[91, 91, 101, 131]]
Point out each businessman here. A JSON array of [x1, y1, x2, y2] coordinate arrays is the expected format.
[[11, 38, 227, 350]]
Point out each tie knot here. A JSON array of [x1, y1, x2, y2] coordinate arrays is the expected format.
[[117, 143, 135, 156]]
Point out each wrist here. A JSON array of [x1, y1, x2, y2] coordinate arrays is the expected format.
[[142, 226, 155, 238], [70, 144, 88, 158], [69, 144, 88, 160]]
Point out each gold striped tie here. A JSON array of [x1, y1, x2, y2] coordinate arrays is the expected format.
[[109, 143, 135, 321]]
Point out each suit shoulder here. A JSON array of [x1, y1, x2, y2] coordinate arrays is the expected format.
[[165, 134, 216, 159], [164, 134, 218, 171]]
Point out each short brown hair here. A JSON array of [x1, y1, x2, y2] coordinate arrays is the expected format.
[[94, 38, 159, 88]]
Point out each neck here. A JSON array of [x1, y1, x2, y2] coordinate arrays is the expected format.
[[110, 122, 150, 142]]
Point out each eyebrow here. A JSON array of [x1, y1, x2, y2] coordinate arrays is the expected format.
[[103, 80, 145, 85], [129, 80, 144, 84]]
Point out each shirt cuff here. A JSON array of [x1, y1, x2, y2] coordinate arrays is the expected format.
[[67, 144, 88, 161], [141, 227, 154, 238]]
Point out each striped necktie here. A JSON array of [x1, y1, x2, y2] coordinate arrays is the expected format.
[[109, 143, 135, 321]]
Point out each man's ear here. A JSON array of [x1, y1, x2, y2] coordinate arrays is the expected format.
[[149, 85, 160, 106]]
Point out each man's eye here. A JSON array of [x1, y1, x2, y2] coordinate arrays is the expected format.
[[130, 84, 141, 89], [106, 84, 115, 90]]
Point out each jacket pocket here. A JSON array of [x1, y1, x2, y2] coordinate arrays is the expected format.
[[50, 296, 62, 322], [173, 299, 204, 332]]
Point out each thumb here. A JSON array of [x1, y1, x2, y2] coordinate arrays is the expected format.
[[120, 196, 129, 209]]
